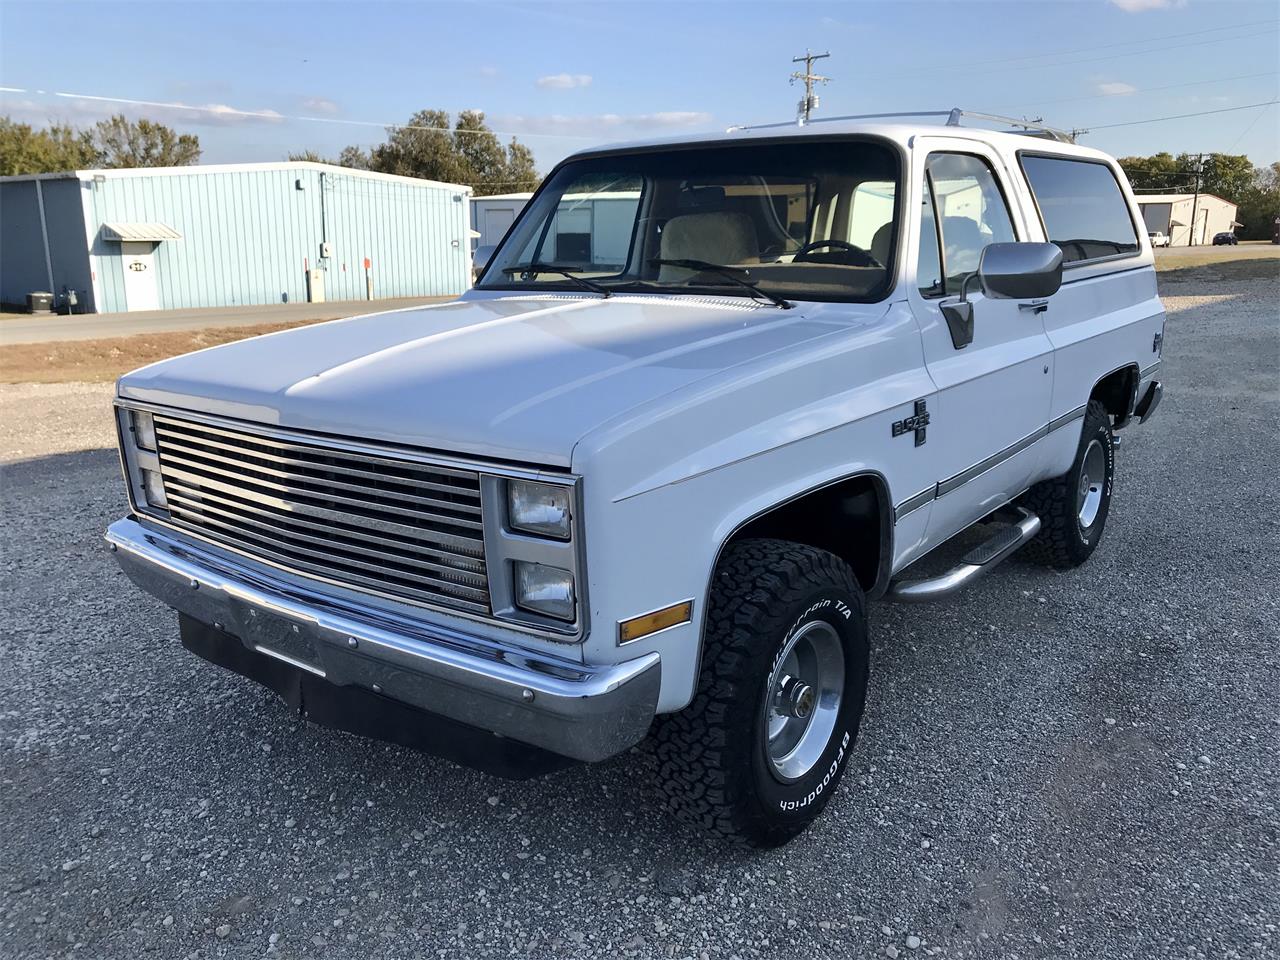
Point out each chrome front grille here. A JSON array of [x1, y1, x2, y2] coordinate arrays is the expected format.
[[152, 415, 490, 615]]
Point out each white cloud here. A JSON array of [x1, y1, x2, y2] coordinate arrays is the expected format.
[[300, 96, 340, 115], [536, 73, 593, 90], [478, 65, 501, 78], [0, 91, 287, 128], [1109, 0, 1186, 11], [1097, 81, 1138, 96], [494, 111, 714, 138]]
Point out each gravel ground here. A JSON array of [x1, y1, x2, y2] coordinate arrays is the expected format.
[[2, 268, 1277, 960]]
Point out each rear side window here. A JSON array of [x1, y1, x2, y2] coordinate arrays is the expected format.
[[1020, 155, 1139, 265]]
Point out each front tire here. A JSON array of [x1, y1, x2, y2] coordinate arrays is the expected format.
[[1022, 399, 1115, 568], [653, 539, 869, 847]]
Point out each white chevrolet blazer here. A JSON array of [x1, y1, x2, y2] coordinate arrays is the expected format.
[[108, 113, 1164, 846]]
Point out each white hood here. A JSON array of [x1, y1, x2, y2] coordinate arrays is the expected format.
[[117, 293, 858, 467]]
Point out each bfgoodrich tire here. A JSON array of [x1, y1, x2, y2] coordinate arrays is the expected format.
[[1022, 399, 1115, 568], [653, 539, 869, 847]]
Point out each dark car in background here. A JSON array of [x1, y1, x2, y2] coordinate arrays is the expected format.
[[1213, 232, 1239, 245]]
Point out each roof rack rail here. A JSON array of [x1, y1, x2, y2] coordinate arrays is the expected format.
[[726, 108, 1079, 143]]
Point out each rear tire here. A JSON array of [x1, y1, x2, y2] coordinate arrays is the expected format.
[[1022, 400, 1115, 568], [653, 539, 869, 847]]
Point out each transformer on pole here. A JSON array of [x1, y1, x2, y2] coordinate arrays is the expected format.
[[791, 50, 831, 125]]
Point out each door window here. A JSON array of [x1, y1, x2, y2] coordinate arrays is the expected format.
[[917, 153, 1016, 297]]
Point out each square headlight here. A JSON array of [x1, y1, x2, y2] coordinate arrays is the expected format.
[[507, 480, 571, 540], [141, 468, 169, 510], [513, 561, 575, 621], [131, 410, 158, 452]]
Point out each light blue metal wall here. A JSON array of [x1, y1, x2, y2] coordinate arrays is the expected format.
[[82, 164, 472, 313]]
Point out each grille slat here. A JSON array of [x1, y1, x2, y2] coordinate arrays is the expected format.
[[153, 415, 489, 614], [159, 447, 483, 519], [161, 482, 484, 562], [155, 430, 477, 498], [166, 493, 488, 586]]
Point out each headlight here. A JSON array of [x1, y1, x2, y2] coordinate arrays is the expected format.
[[141, 468, 168, 509], [507, 480, 571, 540], [513, 561, 575, 621], [131, 410, 158, 452]]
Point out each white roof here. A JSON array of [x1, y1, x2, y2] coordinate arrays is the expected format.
[[1135, 193, 1237, 208], [101, 222, 183, 242], [473, 192, 535, 201], [0, 160, 470, 193], [568, 118, 1120, 166]]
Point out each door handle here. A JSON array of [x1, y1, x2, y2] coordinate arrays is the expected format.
[[1019, 300, 1049, 314]]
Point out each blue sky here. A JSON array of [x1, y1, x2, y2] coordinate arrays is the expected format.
[[2, 0, 1277, 177]]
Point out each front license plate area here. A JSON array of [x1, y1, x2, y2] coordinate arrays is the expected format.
[[246, 608, 323, 674]]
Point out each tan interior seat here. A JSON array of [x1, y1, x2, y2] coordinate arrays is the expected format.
[[658, 212, 759, 281], [870, 223, 893, 265]]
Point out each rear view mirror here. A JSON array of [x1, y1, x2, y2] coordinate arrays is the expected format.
[[978, 242, 1063, 300]]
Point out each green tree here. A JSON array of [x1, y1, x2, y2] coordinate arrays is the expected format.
[[0, 117, 98, 175], [1234, 161, 1280, 240], [343, 109, 539, 194], [1118, 151, 1256, 203], [336, 145, 371, 170], [1118, 152, 1185, 193], [87, 114, 200, 168], [287, 149, 331, 163], [1197, 153, 1255, 202]]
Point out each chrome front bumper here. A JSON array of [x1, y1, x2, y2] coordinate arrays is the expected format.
[[105, 518, 660, 763]]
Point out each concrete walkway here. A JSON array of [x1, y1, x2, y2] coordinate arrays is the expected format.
[[0, 296, 456, 345]]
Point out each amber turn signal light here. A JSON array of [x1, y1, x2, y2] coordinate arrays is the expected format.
[[618, 600, 694, 644]]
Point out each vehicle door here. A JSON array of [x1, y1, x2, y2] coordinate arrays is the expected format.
[[906, 139, 1055, 544]]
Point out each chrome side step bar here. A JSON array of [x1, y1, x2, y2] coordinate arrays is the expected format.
[[888, 507, 1041, 602]]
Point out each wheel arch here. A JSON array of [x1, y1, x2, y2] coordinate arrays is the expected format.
[[1090, 362, 1141, 427], [703, 470, 893, 610]]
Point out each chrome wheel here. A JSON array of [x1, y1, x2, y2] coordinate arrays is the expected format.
[[763, 621, 845, 782], [1077, 438, 1106, 529]]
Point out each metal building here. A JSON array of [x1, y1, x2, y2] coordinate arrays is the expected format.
[[0, 162, 473, 314], [470, 192, 533, 251], [1137, 193, 1240, 247]]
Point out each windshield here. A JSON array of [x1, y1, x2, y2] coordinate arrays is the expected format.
[[477, 139, 900, 303]]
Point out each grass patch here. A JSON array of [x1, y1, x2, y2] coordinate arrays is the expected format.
[[1154, 244, 1280, 283], [0, 319, 324, 384]]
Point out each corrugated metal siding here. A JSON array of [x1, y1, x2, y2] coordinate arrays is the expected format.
[[321, 171, 471, 300], [0, 179, 91, 309], [0, 181, 47, 306], [81, 165, 470, 313], [43, 180, 95, 310]]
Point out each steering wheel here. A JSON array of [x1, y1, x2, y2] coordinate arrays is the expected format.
[[793, 239, 883, 269]]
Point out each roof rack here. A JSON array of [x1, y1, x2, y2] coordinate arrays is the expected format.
[[726, 108, 1079, 143]]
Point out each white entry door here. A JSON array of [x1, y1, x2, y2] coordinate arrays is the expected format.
[[120, 241, 159, 311]]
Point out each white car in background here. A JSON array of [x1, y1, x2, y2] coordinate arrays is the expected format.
[[1148, 230, 1171, 247], [107, 110, 1165, 847]]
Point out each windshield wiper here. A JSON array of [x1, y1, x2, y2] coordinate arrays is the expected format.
[[647, 258, 793, 309], [500, 263, 611, 298]]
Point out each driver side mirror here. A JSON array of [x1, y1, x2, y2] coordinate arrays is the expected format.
[[472, 245, 496, 277], [977, 242, 1063, 300], [941, 242, 1063, 349]]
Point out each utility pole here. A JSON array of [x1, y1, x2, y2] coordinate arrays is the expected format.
[[1188, 153, 1204, 247], [791, 50, 830, 125]]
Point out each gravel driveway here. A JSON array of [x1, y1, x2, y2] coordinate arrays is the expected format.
[[2, 267, 1276, 960]]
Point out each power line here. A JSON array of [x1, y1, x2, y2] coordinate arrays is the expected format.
[[996, 71, 1279, 110], [0, 88, 603, 141], [872, 21, 1278, 81], [1084, 99, 1280, 131], [919, 17, 1280, 73], [1228, 101, 1278, 151]]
